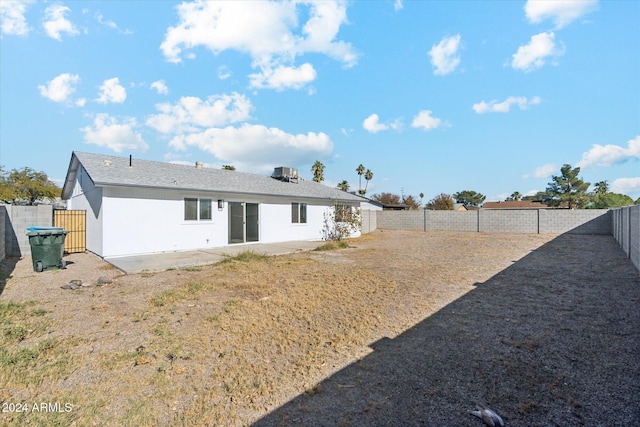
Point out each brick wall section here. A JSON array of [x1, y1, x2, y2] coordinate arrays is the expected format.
[[377, 209, 611, 235], [3, 205, 53, 257], [612, 206, 640, 273]]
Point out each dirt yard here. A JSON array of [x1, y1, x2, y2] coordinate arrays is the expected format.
[[1, 230, 638, 426]]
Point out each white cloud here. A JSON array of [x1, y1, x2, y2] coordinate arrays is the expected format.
[[81, 114, 148, 153], [473, 96, 541, 114], [411, 110, 442, 131], [610, 177, 640, 196], [95, 12, 116, 29], [160, 1, 357, 90], [512, 32, 564, 72], [217, 66, 231, 80], [525, 0, 598, 29], [1, 0, 34, 36], [38, 73, 80, 103], [43, 4, 79, 41], [169, 123, 333, 171], [576, 136, 640, 168], [394, 0, 404, 12], [96, 77, 127, 104], [428, 34, 462, 76], [363, 114, 389, 133], [146, 93, 253, 134], [523, 163, 556, 179], [150, 80, 169, 95], [248, 63, 317, 91]]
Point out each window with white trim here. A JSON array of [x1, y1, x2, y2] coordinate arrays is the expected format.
[[185, 198, 212, 221]]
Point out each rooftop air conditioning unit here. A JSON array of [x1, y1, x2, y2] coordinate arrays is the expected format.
[[273, 166, 298, 183]]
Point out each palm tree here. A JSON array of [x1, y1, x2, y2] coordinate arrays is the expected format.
[[363, 169, 373, 195], [509, 191, 521, 201], [337, 180, 350, 192], [311, 160, 325, 183], [356, 164, 365, 192]]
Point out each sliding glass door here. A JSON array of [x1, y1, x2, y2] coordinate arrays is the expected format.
[[228, 202, 259, 244]]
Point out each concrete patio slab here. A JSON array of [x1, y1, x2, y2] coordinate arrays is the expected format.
[[105, 240, 324, 274]]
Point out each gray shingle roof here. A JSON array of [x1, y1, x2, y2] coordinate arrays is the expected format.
[[62, 151, 365, 203]]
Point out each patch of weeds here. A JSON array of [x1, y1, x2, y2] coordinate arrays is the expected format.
[[222, 299, 240, 313], [219, 251, 269, 265], [0, 337, 81, 387], [182, 266, 202, 272], [122, 397, 158, 426], [206, 314, 221, 323], [313, 241, 351, 251], [149, 282, 206, 307], [0, 301, 51, 344]]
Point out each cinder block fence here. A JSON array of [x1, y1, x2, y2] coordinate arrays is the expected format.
[[375, 208, 612, 234]]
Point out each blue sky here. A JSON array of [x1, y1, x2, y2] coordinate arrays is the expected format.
[[1, 0, 639, 202]]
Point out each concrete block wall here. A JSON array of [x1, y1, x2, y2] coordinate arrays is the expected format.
[[377, 208, 611, 235], [377, 211, 423, 230], [3, 205, 53, 257], [426, 211, 477, 232], [539, 209, 611, 234], [479, 209, 539, 233], [612, 206, 640, 273]]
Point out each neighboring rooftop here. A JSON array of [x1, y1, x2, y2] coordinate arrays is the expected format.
[[482, 200, 548, 209], [61, 152, 365, 203]]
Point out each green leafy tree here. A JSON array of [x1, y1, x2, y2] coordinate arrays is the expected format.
[[546, 164, 590, 209], [594, 180, 608, 195], [222, 165, 236, 170], [311, 160, 325, 183], [453, 190, 486, 207], [589, 193, 634, 209], [337, 180, 350, 192], [635, 197, 640, 205], [372, 192, 401, 205], [426, 193, 454, 210], [0, 166, 60, 205]]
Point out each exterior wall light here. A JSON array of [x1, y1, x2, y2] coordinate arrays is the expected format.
[[218, 199, 224, 210]]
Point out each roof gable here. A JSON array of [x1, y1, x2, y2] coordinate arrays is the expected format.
[[62, 152, 365, 203]]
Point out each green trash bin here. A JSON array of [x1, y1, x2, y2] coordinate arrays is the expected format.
[[26, 227, 69, 272]]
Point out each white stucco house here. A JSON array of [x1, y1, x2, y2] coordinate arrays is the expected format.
[[61, 152, 369, 258]]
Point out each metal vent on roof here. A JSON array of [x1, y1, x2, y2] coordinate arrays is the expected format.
[[272, 166, 298, 183]]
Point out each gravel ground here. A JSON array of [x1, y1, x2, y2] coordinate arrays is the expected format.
[[1, 230, 639, 426]]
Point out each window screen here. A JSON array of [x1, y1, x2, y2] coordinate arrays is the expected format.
[[200, 199, 212, 220], [300, 203, 307, 223], [185, 198, 198, 221]]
